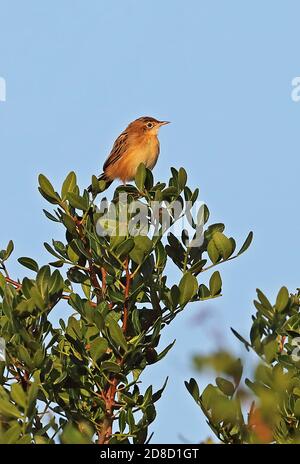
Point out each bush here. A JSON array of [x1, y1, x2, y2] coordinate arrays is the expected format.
[[0, 165, 251, 444], [186, 286, 300, 444]]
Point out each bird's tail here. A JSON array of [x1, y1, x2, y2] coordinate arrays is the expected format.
[[87, 173, 112, 193]]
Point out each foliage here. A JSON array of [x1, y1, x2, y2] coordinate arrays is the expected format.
[[0, 166, 251, 443], [186, 287, 300, 444]]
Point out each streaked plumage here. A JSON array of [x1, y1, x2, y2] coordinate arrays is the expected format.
[[88, 117, 169, 191]]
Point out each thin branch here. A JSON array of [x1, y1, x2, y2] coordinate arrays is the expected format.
[[5, 276, 22, 289], [101, 267, 107, 296]]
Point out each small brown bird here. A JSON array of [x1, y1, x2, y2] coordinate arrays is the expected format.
[[88, 116, 170, 191]]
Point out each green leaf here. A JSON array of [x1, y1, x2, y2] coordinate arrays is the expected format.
[[129, 236, 153, 265], [205, 223, 225, 242], [263, 339, 278, 363], [189, 259, 207, 275], [61, 424, 92, 444], [18, 346, 34, 369], [0, 399, 22, 419], [49, 259, 65, 267], [53, 371, 67, 386], [184, 378, 200, 403], [256, 289, 273, 313], [61, 171, 77, 200], [18, 257, 39, 272], [237, 231, 253, 255], [119, 410, 126, 433], [33, 349, 45, 368], [62, 214, 78, 235], [0, 422, 21, 444], [21, 277, 33, 298], [157, 340, 176, 361], [91, 175, 99, 193], [216, 377, 235, 396], [209, 271, 222, 296], [135, 163, 147, 191], [72, 239, 92, 260], [131, 308, 141, 334], [230, 328, 251, 351], [67, 244, 80, 263], [295, 399, 300, 418], [170, 285, 180, 308], [101, 361, 121, 373], [3, 240, 14, 261], [108, 319, 128, 351], [98, 179, 107, 192], [0, 272, 6, 291], [199, 284, 211, 299], [67, 192, 88, 211], [145, 168, 154, 190], [197, 204, 209, 225], [275, 286, 289, 312], [178, 167, 187, 190], [36, 265, 51, 298], [30, 287, 45, 310], [127, 408, 135, 433], [49, 270, 64, 295], [16, 435, 32, 444], [44, 242, 64, 260], [89, 338, 108, 362], [201, 384, 218, 410], [162, 186, 179, 200], [115, 238, 135, 258], [211, 232, 233, 260], [38, 174, 60, 202], [11, 383, 27, 409], [207, 239, 220, 264], [179, 272, 198, 305], [43, 209, 60, 222]]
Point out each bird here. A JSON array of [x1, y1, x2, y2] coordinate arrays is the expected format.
[[88, 116, 170, 192]]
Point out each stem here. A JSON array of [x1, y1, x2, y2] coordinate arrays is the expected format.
[[101, 267, 107, 296], [98, 414, 113, 444], [183, 245, 191, 273], [97, 378, 118, 444], [4, 276, 22, 289], [200, 254, 237, 273], [96, 257, 131, 444]]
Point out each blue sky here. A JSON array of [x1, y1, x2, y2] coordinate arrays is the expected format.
[[1, 0, 300, 443]]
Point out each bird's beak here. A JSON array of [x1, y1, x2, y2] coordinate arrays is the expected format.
[[158, 120, 171, 126]]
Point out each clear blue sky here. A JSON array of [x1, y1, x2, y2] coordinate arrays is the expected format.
[[1, 0, 300, 443]]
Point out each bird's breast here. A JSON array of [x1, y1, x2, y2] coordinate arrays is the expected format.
[[137, 135, 160, 168], [106, 134, 160, 182]]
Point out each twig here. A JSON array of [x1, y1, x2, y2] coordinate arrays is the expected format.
[[5, 276, 22, 289], [101, 267, 107, 296]]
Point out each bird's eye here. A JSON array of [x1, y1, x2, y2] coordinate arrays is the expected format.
[[146, 122, 154, 129]]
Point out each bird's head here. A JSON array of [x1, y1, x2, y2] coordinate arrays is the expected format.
[[128, 116, 170, 135]]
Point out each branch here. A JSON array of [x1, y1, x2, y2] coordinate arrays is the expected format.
[[5, 276, 22, 289]]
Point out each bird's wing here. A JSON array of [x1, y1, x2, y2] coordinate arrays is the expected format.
[[103, 131, 129, 171]]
